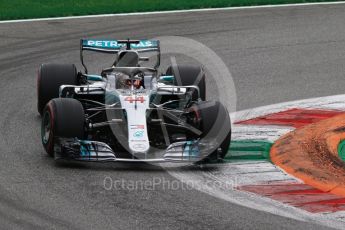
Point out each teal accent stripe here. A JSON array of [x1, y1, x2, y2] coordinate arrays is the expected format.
[[86, 74, 103, 81], [159, 75, 174, 82], [338, 140, 345, 161]]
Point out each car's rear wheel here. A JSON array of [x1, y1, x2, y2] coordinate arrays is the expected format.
[[166, 65, 206, 101], [191, 101, 231, 161], [41, 98, 85, 157], [37, 63, 78, 115]]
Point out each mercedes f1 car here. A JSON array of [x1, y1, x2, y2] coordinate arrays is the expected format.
[[37, 39, 231, 163]]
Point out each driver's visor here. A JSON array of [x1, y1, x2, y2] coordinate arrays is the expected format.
[[125, 79, 141, 87]]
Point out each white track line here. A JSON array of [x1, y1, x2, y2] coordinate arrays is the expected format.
[[1, 1, 345, 24], [232, 124, 293, 142], [232, 94, 345, 122]]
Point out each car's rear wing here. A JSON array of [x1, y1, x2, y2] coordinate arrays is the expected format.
[[81, 39, 160, 53], [80, 39, 160, 73]]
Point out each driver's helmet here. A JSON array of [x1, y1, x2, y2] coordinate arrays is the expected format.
[[116, 72, 142, 89]]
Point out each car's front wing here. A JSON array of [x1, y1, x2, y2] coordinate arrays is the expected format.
[[54, 138, 215, 163]]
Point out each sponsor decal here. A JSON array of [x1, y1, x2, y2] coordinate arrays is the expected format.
[[124, 96, 145, 103], [83, 40, 158, 49], [130, 124, 145, 130], [131, 40, 157, 48], [86, 40, 120, 48], [133, 130, 144, 138]]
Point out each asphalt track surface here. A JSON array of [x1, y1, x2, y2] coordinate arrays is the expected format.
[[1, 4, 345, 230]]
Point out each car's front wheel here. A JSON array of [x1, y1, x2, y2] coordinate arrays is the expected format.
[[41, 98, 85, 157], [189, 101, 231, 161]]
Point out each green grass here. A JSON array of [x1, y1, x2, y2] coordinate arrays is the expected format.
[[0, 0, 341, 20]]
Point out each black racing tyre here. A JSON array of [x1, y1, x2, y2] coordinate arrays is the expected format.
[[37, 63, 78, 115], [41, 98, 85, 157], [166, 65, 206, 101], [193, 101, 231, 161]]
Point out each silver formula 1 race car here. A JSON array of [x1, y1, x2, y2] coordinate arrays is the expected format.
[[37, 39, 231, 163]]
